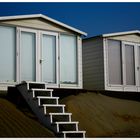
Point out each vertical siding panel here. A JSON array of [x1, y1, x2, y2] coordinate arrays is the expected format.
[[83, 37, 104, 90]]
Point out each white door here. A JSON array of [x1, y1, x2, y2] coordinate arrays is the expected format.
[[40, 31, 58, 87], [19, 28, 37, 82]]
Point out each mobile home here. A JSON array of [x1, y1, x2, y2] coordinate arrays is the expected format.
[[83, 30, 140, 92], [0, 14, 87, 90]]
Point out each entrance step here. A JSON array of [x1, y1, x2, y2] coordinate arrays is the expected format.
[[49, 113, 72, 123], [54, 121, 79, 132], [29, 89, 53, 98], [36, 96, 59, 106], [25, 81, 46, 90], [61, 131, 86, 138], [40, 104, 65, 114]]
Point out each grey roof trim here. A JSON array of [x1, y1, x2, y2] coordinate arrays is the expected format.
[[0, 14, 87, 36], [102, 30, 140, 37]]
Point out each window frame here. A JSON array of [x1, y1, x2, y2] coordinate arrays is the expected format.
[[0, 25, 17, 84], [59, 33, 79, 87]]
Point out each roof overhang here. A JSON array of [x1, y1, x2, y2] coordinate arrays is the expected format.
[[0, 14, 87, 36], [102, 30, 140, 37]]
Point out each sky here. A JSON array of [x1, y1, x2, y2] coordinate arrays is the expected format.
[[0, 2, 140, 38]]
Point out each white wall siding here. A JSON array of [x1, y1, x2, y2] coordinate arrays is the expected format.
[[83, 37, 104, 90], [1, 18, 75, 34]]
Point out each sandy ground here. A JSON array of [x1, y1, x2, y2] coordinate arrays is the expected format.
[[60, 92, 140, 137], [1, 91, 140, 138], [0, 98, 55, 137]]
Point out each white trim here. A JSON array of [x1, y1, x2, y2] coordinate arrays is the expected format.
[[0, 14, 87, 36], [16, 27, 20, 82], [102, 30, 140, 38], [135, 44, 139, 87], [77, 36, 83, 89], [137, 45, 140, 92], [121, 42, 126, 86], [103, 38, 108, 90], [36, 30, 40, 82], [59, 84, 82, 89]]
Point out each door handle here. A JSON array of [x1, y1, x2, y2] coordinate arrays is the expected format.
[[137, 66, 140, 70], [40, 59, 44, 64]]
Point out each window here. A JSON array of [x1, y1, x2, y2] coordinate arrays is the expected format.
[[20, 31, 36, 81], [125, 44, 135, 85], [0, 26, 16, 82], [108, 40, 122, 85], [42, 34, 56, 83], [60, 34, 77, 84]]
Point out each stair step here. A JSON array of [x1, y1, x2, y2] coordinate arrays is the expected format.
[[49, 113, 72, 115], [54, 121, 79, 124], [49, 113, 72, 123], [36, 96, 59, 106], [30, 88, 53, 97], [54, 121, 79, 132], [36, 96, 59, 99], [31, 88, 53, 92], [26, 81, 46, 90], [61, 131, 86, 138], [41, 104, 65, 114]]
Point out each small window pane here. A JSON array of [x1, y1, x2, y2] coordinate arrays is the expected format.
[[60, 35, 77, 84], [108, 40, 122, 85], [21, 31, 36, 81], [0, 26, 16, 82], [125, 44, 135, 85]]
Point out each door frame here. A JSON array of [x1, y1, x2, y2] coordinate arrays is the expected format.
[[136, 44, 140, 91], [39, 31, 59, 88], [17, 27, 38, 82], [122, 41, 137, 91]]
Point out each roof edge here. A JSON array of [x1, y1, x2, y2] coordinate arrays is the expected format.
[[0, 14, 87, 36], [102, 30, 140, 37], [83, 30, 140, 40]]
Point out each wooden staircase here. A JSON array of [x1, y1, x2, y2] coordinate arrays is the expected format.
[[16, 81, 86, 138]]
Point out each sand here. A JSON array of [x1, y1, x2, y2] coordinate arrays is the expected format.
[[60, 92, 140, 137], [0, 98, 54, 137]]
